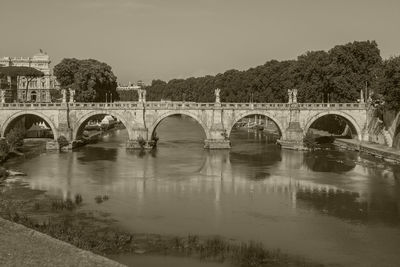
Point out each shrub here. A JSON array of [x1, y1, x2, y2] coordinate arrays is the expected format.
[[57, 135, 69, 149], [303, 132, 318, 150], [0, 138, 10, 162], [51, 199, 76, 211], [6, 127, 25, 151], [137, 137, 146, 149]]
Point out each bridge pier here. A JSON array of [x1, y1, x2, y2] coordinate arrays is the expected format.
[[278, 122, 305, 150], [204, 106, 231, 149], [278, 102, 306, 150], [126, 128, 157, 150], [204, 138, 231, 149], [126, 139, 155, 150]]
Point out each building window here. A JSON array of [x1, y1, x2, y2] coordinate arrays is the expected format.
[[29, 80, 38, 88]]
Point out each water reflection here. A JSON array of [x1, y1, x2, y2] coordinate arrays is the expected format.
[[15, 128, 400, 226], [77, 146, 118, 162], [303, 150, 357, 173], [6, 116, 400, 267]]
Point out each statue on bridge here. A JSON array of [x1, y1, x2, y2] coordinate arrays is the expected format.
[[360, 89, 365, 103], [69, 88, 75, 103], [137, 89, 146, 103], [215, 88, 221, 103], [293, 89, 298, 103], [287, 89, 298, 104], [0, 90, 5, 104]]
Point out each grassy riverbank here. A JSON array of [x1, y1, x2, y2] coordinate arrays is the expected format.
[[0, 180, 324, 267], [0, 139, 47, 165]]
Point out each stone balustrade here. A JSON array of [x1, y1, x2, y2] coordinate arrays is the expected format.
[[0, 101, 368, 110]]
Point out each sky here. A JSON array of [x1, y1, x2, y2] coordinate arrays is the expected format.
[[1, 0, 400, 84]]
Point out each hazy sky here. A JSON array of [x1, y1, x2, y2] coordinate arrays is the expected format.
[[1, 0, 400, 83]]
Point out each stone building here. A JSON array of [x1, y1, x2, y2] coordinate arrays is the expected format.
[[0, 51, 59, 102], [116, 81, 144, 101]]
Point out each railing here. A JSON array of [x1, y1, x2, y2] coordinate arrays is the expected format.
[[0, 102, 65, 109], [0, 101, 368, 110]]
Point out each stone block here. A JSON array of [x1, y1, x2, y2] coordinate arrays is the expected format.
[[204, 139, 231, 149]]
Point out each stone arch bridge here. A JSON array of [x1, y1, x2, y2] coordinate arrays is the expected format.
[[0, 101, 370, 150]]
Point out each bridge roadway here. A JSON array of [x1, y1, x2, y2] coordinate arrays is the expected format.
[[0, 101, 370, 150]]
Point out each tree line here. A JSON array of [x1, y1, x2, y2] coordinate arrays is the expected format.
[[143, 40, 400, 111], [50, 40, 400, 111]]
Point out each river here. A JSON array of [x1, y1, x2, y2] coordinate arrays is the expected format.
[[4, 115, 400, 267]]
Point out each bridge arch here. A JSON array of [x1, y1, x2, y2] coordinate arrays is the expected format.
[[1, 111, 58, 140], [73, 110, 132, 140], [303, 111, 362, 140], [227, 111, 285, 138], [148, 110, 210, 139]]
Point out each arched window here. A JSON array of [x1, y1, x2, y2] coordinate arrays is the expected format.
[[30, 91, 37, 102]]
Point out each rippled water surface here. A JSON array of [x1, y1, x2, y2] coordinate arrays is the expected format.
[[5, 116, 400, 267]]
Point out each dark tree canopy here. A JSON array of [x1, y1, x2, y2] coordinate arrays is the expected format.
[[54, 58, 118, 102], [143, 40, 383, 104], [379, 56, 400, 111], [0, 66, 44, 78]]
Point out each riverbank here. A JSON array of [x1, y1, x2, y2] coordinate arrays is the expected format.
[[0, 138, 47, 165], [334, 138, 400, 163], [0, 179, 324, 267], [0, 217, 124, 266]]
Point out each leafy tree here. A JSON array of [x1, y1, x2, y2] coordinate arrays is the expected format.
[[0, 66, 44, 101], [57, 135, 69, 150], [327, 40, 382, 102], [145, 40, 383, 104], [0, 138, 10, 162], [379, 56, 400, 111], [54, 58, 118, 102], [5, 127, 25, 152], [295, 51, 331, 102], [53, 58, 80, 87], [49, 89, 62, 102], [117, 89, 138, 101]]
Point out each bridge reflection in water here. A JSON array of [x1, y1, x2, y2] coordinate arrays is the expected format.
[[22, 127, 400, 227], [10, 116, 400, 266]]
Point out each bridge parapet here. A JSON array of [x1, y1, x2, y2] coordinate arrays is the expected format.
[[297, 103, 367, 110], [0, 101, 368, 110], [69, 101, 367, 110], [0, 102, 66, 110]]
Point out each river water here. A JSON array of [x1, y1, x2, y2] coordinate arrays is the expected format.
[[4, 116, 400, 267]]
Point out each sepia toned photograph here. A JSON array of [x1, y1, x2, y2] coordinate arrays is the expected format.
[[1, 0, 400, 266]]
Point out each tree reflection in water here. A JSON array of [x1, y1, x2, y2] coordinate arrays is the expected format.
[[77, 146, 118, 162], [303, 150, 357, 173], [297, 187, 400, 225]]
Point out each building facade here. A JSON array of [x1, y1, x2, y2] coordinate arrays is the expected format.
[[116, 81, 144, 101], [0, 51, 59, 102]]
